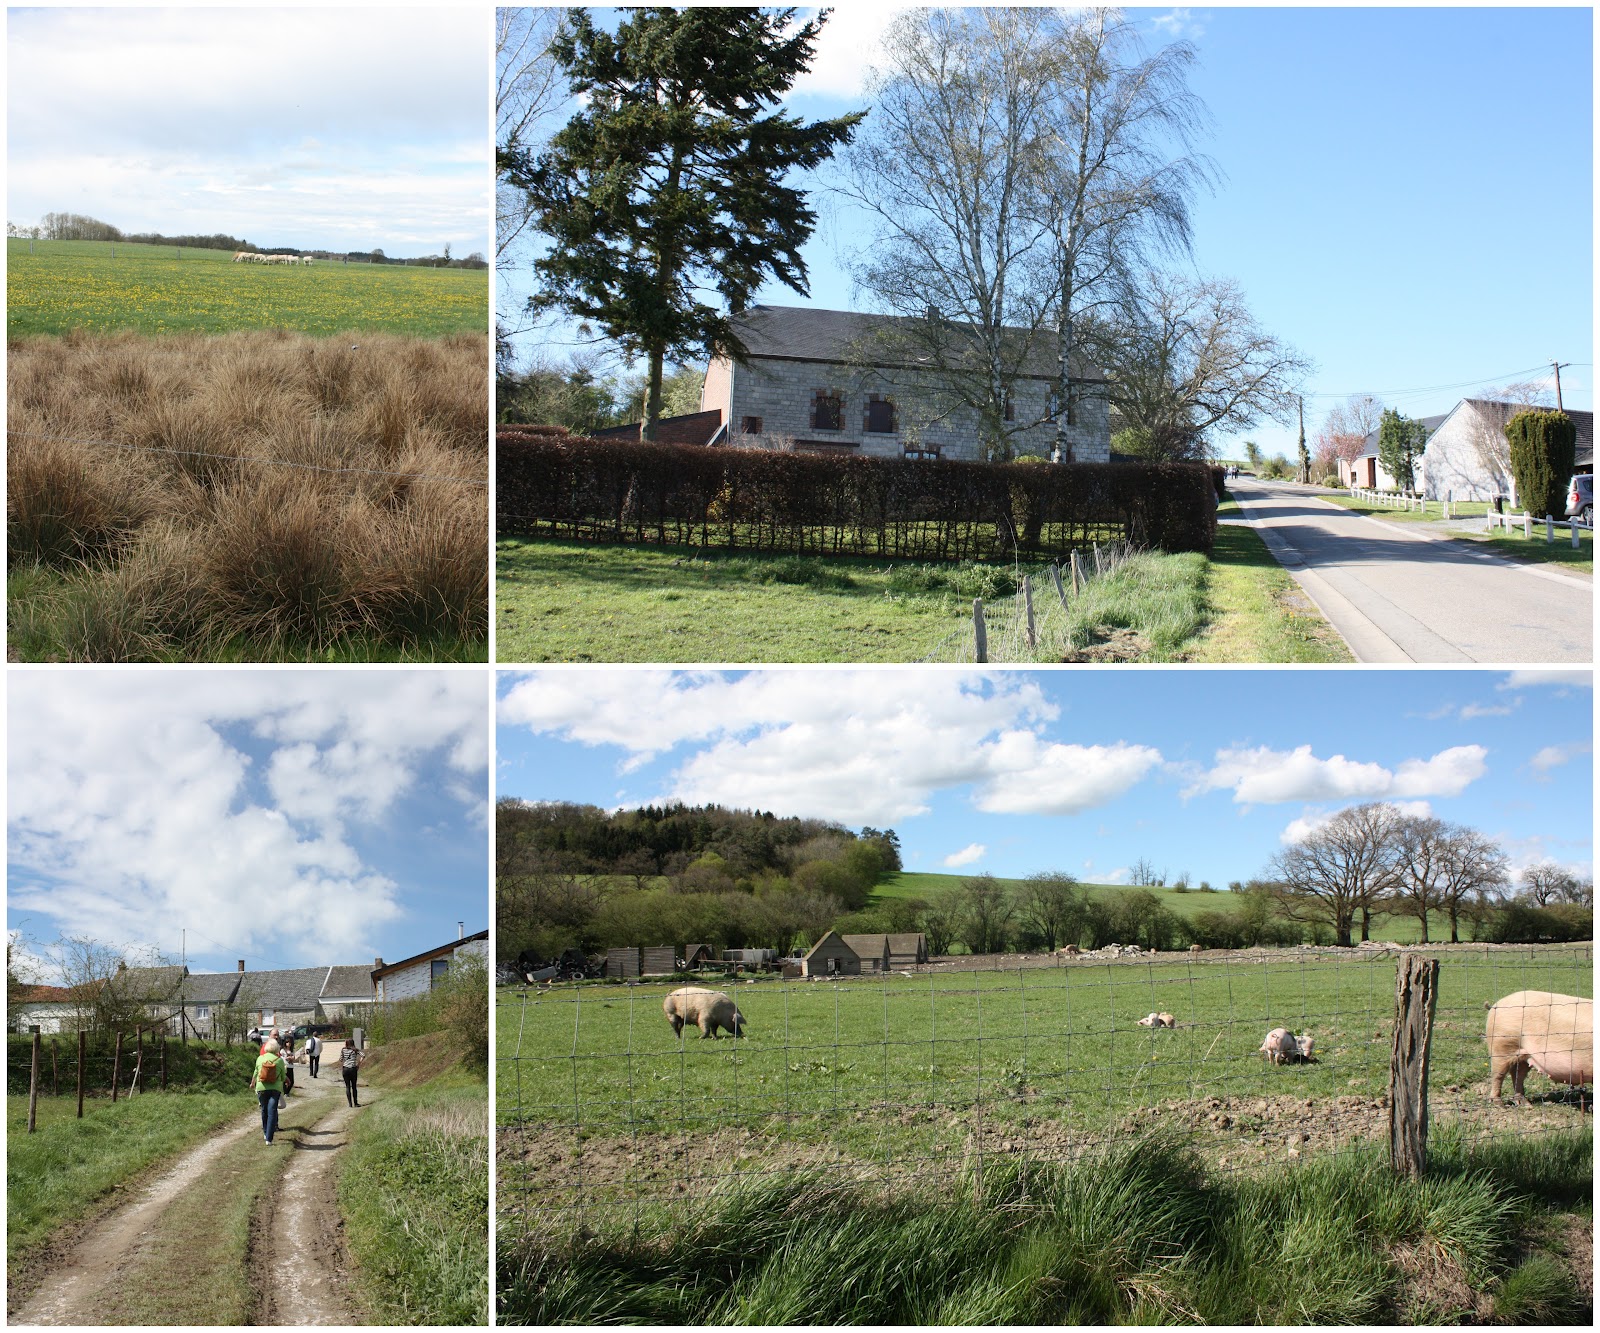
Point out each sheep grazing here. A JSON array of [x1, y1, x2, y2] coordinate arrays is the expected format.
[[1137, 1012, 1176, 1029], [663, 986, 747, 1040], [1259, 1027, 1314, 1065], [1057, 944, 1081, 957], [232, 251, 249, 263], [1188, 944, 1203, 955], [1485, 991, 1593, 1103]]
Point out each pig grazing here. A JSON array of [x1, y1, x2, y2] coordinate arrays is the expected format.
[[1138, 1012, 1176, 1029], [663, 987, 747, 1040], [1259, 1027, 1314, 1065], [1485, 991, 1593, 1102]]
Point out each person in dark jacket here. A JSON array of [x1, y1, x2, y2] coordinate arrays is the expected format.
[[340, 1038, 364, 1107]]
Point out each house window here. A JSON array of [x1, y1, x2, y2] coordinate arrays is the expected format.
[[904, 445, 940, 461], [740, 415, 763, 434], [864, 396, 896, 433], [194, 1005, 210, 1019], [430, 957, 451, 987], [811, 391, 843, 431], [1004, 394, 1015, 423], [1046, 388, 1076, 426]]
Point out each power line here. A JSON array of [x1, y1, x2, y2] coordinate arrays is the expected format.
[[1302, 362, 1591, 402]]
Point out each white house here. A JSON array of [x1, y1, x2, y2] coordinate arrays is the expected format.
[[1419, 400, 1593, 502], [10, 984, 79, 1034], [1338, 411, 1448, 492], [372, 929, 489, 1004]]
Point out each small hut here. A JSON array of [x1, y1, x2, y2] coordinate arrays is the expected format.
[[801, 931, 861, 978]]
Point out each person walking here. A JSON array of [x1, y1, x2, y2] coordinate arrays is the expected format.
[[252, 1038, 286, 1144], [305, 1032, 321, 1079], [340, 1038, 364, 1107], [281, 1033, 296, 1097]]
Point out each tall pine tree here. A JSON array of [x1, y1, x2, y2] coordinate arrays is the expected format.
[[511, 8, 864, 439]]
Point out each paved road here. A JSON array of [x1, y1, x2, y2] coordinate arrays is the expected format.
[[1227, 479, 1592, 663]]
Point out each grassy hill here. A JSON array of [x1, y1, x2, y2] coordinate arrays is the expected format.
[[7, 238, 486, 337], [874, 871, 1474, 946]]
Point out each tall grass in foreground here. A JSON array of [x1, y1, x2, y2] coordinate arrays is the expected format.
[[339, 1076, 489, 1325], [6, 1091, 247, 1263], [501, 1129, 1591, 1326], [7, 329, 487, 661]]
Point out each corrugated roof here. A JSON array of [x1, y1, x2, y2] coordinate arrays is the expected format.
[[725, 304, 1104, 381]]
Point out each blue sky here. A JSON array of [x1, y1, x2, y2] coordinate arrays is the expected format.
[[502, 6, 1592, 458], [7, 7, 492, 258], [8, 670, 490, 984], [497, 668, 1593, 891]]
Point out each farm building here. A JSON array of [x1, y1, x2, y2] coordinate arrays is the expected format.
[[9, 984, 78, 1034], [840, 935, 892, 972], [236, 965, 331, 1033], [318, 964, 377, 1019], [169, 970, 247, 1038], [684, 943, 717, 969], [372, 928, 489, 1003], [604, 948, 642, 980], [801, 931, 862, 978], [887, 933, 930, 967]]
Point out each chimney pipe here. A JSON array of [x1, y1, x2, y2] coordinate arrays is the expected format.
[[237, 960, 245, 973], [374, 957, 383, 969], [458, 921, 464, 940]]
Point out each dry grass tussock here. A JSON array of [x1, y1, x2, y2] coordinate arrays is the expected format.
[[7, 329, 487, 659]]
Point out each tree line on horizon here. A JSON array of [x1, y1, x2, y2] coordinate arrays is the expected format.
[[495, 798, 1592, 968], [8, 211, 487, 268]]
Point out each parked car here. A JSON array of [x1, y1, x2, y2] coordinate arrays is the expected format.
[[1566, 474, 1593, 526], [291, 1022, 338, 1039]]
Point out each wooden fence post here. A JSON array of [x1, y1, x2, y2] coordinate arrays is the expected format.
[[972, 599, 987, 664], [161, 1037, 168, 1091], [28, 1026, 42, 1133], [1049, 562, 1069, 611], [51, 1040, 59, 1097], [77, 1030, 86, 1119], [111, 1031, 123, 1103], [1389, 954, 1440, 1177], [1022, 576, 1036, 651]]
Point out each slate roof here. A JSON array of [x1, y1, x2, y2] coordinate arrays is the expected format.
[[320, 965, 376, 1000], [106, 965, 187, 1002], [237, 967, 329, 1012], [1356, 411, 1451, 458], [840, 933, 890, 961], [725, 304, 1105, 381], [177, 972, 244, 1005], [885, 933, 927, 960]]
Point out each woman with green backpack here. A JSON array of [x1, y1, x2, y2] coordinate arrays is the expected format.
[[252, 1038, 287, 1144]]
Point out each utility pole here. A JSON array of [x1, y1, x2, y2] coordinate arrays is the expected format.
[[1550, 360, 1569, 410]]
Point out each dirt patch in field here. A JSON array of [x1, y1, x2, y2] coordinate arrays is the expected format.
[[1058, 627, 1152, 662], [1387, 1238, 1495, 1324]]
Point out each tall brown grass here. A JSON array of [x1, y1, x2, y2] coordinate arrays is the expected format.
[[7, 330, 488, 660]]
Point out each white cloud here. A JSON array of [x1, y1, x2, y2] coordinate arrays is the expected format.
[[1499, 670, 1593, 691], [1280, 799, 1433, 844], [1529, 742, 1591, 779], [1459, 700, 1517, 719], [1191, 744, 1487, 805], [972, 734, 1164, 815], [943, 843, 986, 868], [1149, 9, 1208, 41], [788, 7, 907, 100], [7, 672, 486, 962]]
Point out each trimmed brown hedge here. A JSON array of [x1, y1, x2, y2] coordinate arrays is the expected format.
[[496, 430, 1217, 560]]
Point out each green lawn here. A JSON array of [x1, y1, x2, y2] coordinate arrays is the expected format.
[[495, 532, 1349, 664], [496, 945, 1590, 1140], [6, 238, 486, 337], [1320, 494, 1593, 571]]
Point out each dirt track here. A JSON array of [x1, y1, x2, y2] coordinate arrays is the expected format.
[[11, 1060, 368, 1327]]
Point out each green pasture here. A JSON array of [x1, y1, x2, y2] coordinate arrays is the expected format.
[[6, 238, 487, 338], [496, 945, 1592, 1143]]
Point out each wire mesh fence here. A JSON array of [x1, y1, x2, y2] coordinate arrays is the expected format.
[[497, 944, 1592, 1238], [917, 539, 1142, 663]]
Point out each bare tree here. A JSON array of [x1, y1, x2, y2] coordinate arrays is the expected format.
[[496, 8, 571, 264], [1018, 871, 1086, 951], [1092, 271, 1311, 461], [1268, 803, 1404, 946], [1519, 860, 1588, 907], [1313, 393, 1384, 479], [1128, 856, 1158, 887], [837, 7, 1058, 460], [1031, 8, 1215, 461], [1390, 815, 1449, 943], [1434, 824, 1508, 943]]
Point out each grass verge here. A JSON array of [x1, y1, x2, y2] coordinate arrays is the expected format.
[[6, 1090, 247, 1267], [1318, 496, 1592, 571], [496, 533, 1347, 663], [500, 1128, 1591, 1326], [338, 1044, 489, 1325]]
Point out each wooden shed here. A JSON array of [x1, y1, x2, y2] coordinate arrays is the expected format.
[[604, 947, 641, 979], [684, 944, 717, 969], [640, 946, 678, 976], [840, 934, 891, 973], [886, 933, 929, 967], [801, 931, 861, 978]]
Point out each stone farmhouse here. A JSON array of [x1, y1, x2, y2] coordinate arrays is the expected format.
[[597, 305, 1111, 463]]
